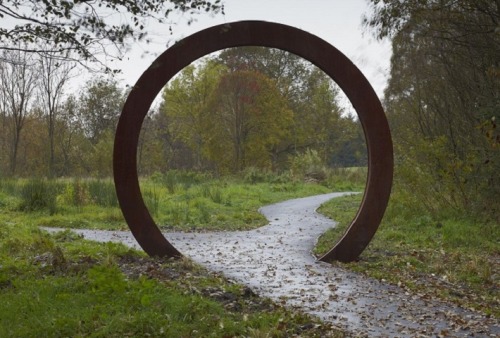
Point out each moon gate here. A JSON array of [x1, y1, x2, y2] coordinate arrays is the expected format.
[[113, 21, 393, 263]]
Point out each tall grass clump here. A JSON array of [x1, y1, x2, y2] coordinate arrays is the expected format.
[[159, 170, 208, 193], [242, 167, 272, 184], [242, 167, 292, 185], [86, 179, 118, 207], [57, 179, 90, 209], [0, 178, 19, 196], [18, 178, 59, 214], [143, 187, 160, 217], [199, 183, 225, 204]]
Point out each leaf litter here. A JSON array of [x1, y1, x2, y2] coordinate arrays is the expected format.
[[44, 192, 499, 337]]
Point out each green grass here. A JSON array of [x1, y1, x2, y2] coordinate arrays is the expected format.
[[0, 210, 344, 337], [3, 270, 261, 337], [0, 172, 358, 337], [2, 169, 496, 333], [153, 180, 334, 231], [0, 171, 363, 232], [314, 193, 500, 317]]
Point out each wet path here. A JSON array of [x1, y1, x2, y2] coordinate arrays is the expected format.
[[44, 193, 499, 336]]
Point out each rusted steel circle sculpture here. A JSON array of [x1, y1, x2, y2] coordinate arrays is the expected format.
[[113, 21, 393, 263]]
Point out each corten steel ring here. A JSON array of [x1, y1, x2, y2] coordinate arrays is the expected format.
[[113, 21, 393, 263]]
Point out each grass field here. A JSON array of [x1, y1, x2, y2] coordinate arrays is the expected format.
[[0, 169, 365, 232], [1, 169, 497, 335], [0, 215, 345, 337], [0, 171, 361, 337], [314, 193, 499, 318]]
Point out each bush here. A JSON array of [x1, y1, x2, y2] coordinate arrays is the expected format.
[[289, 149, 327, 182], [395, 135, 499, 223], [325, 167, 367, 191]]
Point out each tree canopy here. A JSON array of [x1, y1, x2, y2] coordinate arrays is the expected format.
[[365, 0, 499, 221], [161, 48, 366, 175]]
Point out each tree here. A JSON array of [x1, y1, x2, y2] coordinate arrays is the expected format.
[[57, 94, 86, 176], [78, 78, 124, 144], [0, 49, 38, 175], [38, 54, 76, 177], [160, 48, 361, 173], [365, 0, 500, 219], [218, 47, 351, 168], [0, 0, 223, 71], [295, 68, 344, 164], [16, 112, 48, 176], [205, 70, 293, 173], [137, 110, 170, 176], [0, 68, 8, 175], [163, 61, 295, 173], [218, 47, 310, 103], [329, 118, 367, 167], [163, 60, 226, 170]]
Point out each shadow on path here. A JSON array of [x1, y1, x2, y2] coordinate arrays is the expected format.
[[44, 192, 499, 336]]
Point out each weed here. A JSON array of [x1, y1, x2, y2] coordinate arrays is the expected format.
[[0, 178, 18, 196], [243, 167, 272, 184], [3, 171, 364, 233], [209, 186, 224, 204]]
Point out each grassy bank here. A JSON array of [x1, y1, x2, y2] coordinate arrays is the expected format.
[[0, 171, 365, 337], [314, 193, 499, 317], [0, 210, 345, 337]]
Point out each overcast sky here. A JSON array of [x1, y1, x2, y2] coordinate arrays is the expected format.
[[113, 0, 392, 100]]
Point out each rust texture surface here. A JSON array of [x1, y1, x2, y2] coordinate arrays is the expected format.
[[113, 21, 393, 262]]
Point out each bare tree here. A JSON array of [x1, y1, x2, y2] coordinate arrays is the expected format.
[[0, 79, 7, 175], [38, 53, 76, 177], [0, 49, 38, 175]]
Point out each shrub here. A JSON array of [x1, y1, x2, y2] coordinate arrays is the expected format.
[[289, 149, 327, 182]]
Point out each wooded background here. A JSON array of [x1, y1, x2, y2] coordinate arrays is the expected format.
[[0, 0, 498, 221]]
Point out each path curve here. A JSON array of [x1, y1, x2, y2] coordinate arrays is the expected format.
[[44, 193, 499, 336]]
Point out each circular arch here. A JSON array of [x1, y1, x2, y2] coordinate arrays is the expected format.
[[113, 21, 393, 262]]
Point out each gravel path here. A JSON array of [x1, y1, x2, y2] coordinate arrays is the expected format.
[[44, 192, 499, 337]]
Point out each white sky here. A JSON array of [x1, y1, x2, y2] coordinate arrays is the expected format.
[[111, 0, 392, 100]]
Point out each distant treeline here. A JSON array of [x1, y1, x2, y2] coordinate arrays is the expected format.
[[0, 47, 366, 178]]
